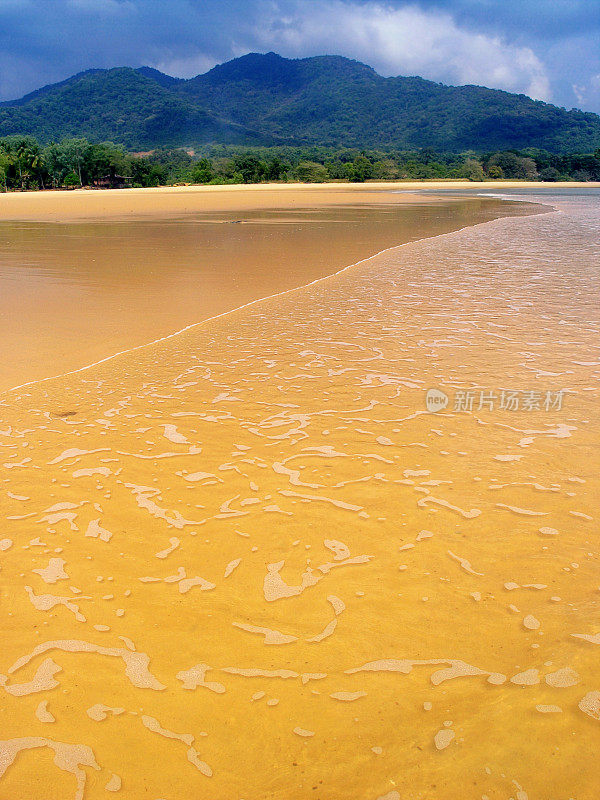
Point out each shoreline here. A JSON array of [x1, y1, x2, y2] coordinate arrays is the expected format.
[[3, 195, 549, 398], [0, 188, 540, 393], [1, 188, 596, 800], [0, 179, 594, 222]]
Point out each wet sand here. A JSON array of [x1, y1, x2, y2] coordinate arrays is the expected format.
[[1, 189, 599, 800], [0, 188, 538, 391], [0, 180, 597, 223]]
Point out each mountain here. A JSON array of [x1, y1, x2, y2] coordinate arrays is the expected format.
[[1, 52, 599, 153], [0, 67, 269, 149], [134, 67, 184, 89]]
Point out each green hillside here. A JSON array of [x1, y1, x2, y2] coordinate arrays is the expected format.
[[1, 52, 599, 152], [0, 67, 265, 149]]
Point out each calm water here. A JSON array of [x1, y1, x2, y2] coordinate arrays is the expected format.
[[0, 192, 598, 800], [0, 197, 534, 391]]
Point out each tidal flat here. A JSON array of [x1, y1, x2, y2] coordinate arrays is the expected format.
[[0, 184, 536, 391], [0, 185, 598, 800]]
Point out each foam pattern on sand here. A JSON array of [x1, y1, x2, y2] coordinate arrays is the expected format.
[[0, 196, 599, 799]]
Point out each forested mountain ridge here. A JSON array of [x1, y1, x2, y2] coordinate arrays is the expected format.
[[0, 67, 269, 148], [1, 52, 599, 152]]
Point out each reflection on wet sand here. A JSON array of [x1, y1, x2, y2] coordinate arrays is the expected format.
[[0, 194, 535, 391], [1, 194, 599, 800]]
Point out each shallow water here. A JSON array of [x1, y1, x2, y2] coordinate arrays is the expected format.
[[0, 197, 533, 391], [0, 194, 599, 800]]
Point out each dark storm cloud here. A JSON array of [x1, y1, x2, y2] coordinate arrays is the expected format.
[[398, 0, 600, 39], [0, 0, 599, 113]]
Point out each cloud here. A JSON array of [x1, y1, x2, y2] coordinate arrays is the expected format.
[[403, 0, 600, 41], [153, 53, 218, 79], [4, 0, 599, 111], [572, 73, 600, 114], [251, 1, 551, 100]]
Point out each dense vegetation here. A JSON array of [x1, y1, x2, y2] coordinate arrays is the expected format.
[[1, 53, 600, 153], [2, 135, 600, 191]]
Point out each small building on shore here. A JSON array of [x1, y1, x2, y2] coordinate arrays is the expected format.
[[94, 175, 132, 189]]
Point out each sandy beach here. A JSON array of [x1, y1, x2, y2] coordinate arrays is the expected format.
[[3, 0, 600, 791], [0, 185, 540, 392], [0, 186, 599, 799], [0, 180, 598, 222]]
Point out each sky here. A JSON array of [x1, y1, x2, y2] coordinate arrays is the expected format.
[[0, 0, 599, 113]]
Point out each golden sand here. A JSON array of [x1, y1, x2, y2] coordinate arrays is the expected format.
[[0, 188, 599, 800], [1, 181, 598, 223], [2, 182, 458, 222], [0, 188, 536, 391]]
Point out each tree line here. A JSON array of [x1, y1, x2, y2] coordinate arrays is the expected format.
[[2, 135, 600, 191]]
